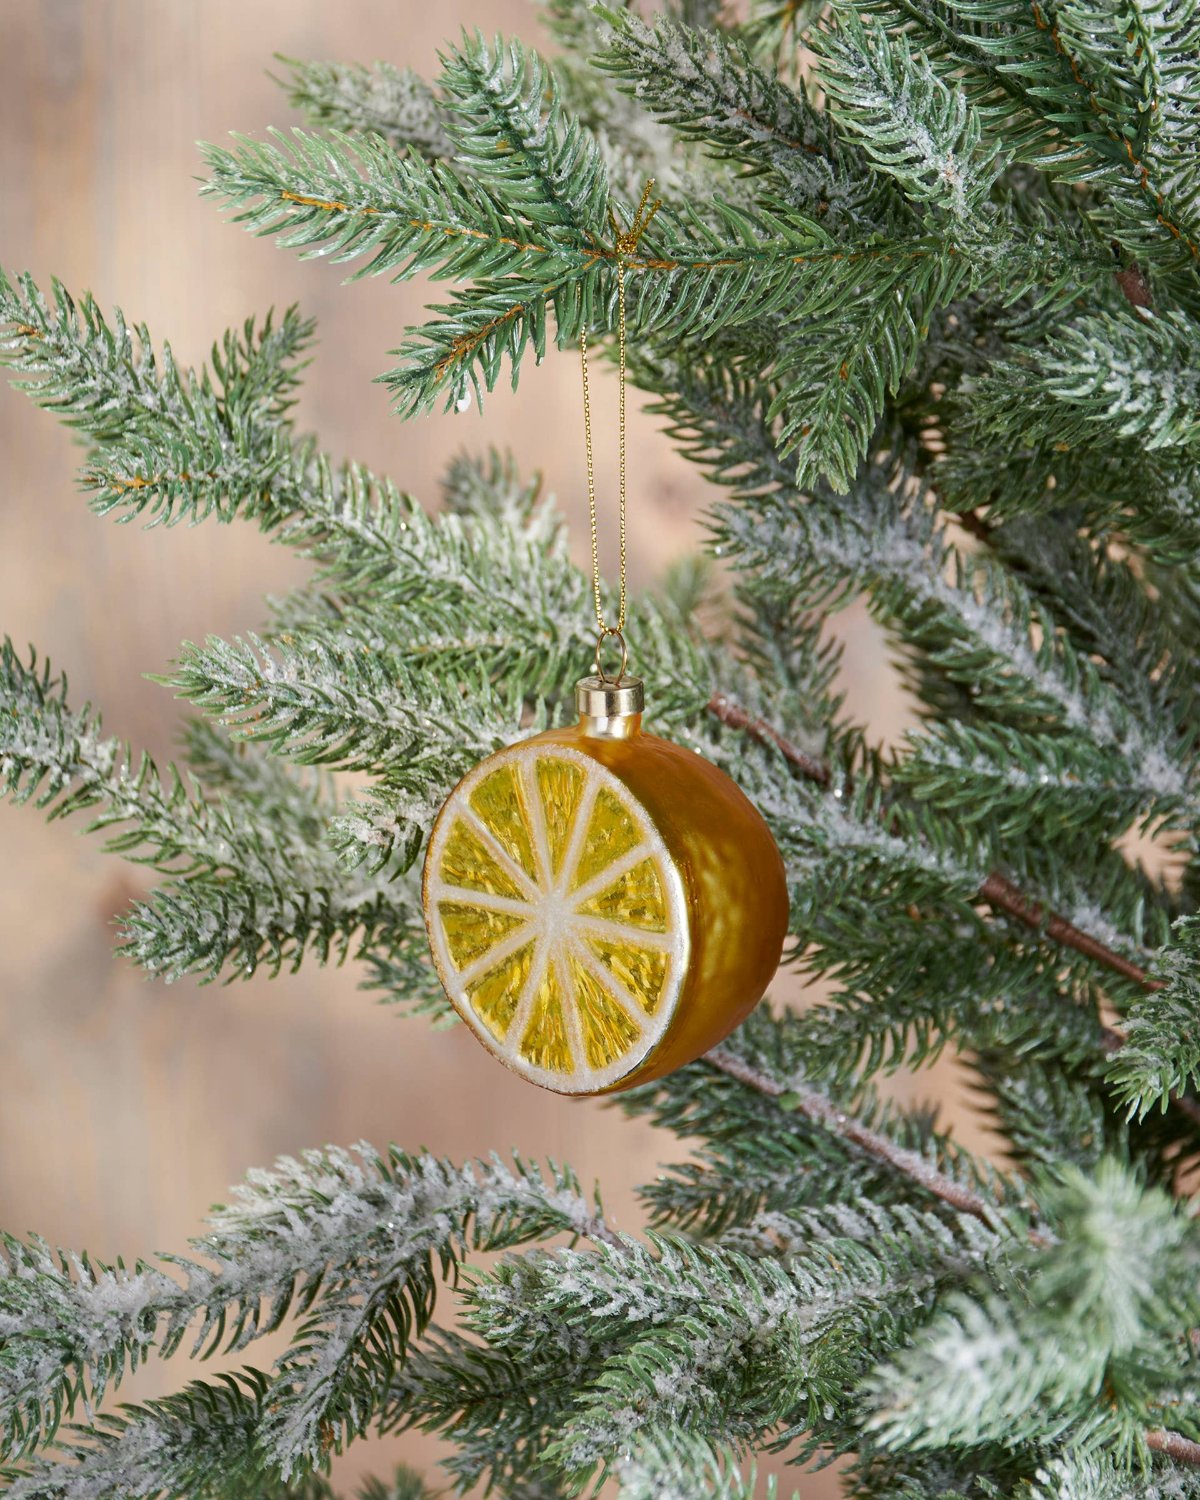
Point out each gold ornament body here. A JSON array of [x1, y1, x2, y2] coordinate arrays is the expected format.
[[422, 680, 789, 1096]]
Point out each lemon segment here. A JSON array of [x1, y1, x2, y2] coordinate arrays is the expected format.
[[568, 952, 641, 1068], [440, 819, 527, 901], [438, 901, 527, 970], [570, 785, 642, 890], [519, 959, 574, 1072], [536, 758, 586, 876], [583, 935, 670, 1016], [466, 942, 535, 1041], [424, 744, 688, 1093], [469, 764, 539, 882], [575, 857, 668, 932]]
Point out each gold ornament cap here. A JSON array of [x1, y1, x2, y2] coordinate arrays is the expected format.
[[575, 673, 645, 719]]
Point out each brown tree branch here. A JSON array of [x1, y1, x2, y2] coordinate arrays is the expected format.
[[703, 1045, 1009, 1230], [1147, 1429, 1200, 1467], [705, 692, 1159, 993], [705, 692, 1200, 1130], [706, 692, 831, 786], [976, 870, 1155, 989], [701, 1050, 1200, 1470]]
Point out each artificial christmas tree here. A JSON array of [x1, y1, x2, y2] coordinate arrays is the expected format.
[[4, 1, 1200, 1495]]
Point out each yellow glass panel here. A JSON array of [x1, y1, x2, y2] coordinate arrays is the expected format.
[[440, 819, 526, 901], [519, 962, 573, 1073], [438, 901, 525, 970], [536, 757, 585, 877], [584, 936, 670, 1016], [575, 857, 667, 933], [469, 765, 538, 881], [466, 942, 534, 1042], [571, 785, 643, 892], [568, 954, 640, 1069]]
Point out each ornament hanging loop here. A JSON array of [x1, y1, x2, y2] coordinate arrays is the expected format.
[[580, 179, 662, 648], [595, 625, 629, 686]]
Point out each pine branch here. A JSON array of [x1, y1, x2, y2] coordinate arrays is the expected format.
[[955, 512, 1193, 736], [0, 266, 322, 534], [0, 1147, 605, 1471], [968, 308, 1200, 461], [382, 214, 985, 425], [1, 267, 618, 878], [721, 482, 1191, 820], [436, 33, 609, 236], [0, 269, 311, 448], [201, 128, 579, 283], [707, 676, 1200, 1142], [276, 56, 455, 160], [387, 1312, 810, 1494], [382, 1326, 591, 1496], [865, 1161, 1200, 1458], [247, 1150, 606, 1476], [1, 1372, 273, 1500], [201, 75, 1107, 473], [937, 409, 1200, 570], [705, 681, 1160, 993], [657, 356, 1195, 829], [832, 0, 1200, 278], [707, 692, 832, 785], [621, 1007, 1015, 1232], [814, 11, 1004, 231], [1146, 1429, 1200, 1468], [2, 1373, 438, 1500], [1108, 915, 1200, 1118], [594, 10, 889, 230], [769, 245, 971, 491], [467, 1217, 991, 1488], [117, 870, 425, 988], [1, 268, 558, 601], [166, 632, 502, 776], [894, 721, 1157, 843], [0, 640, 407, 982], [612, 1431, 800, 1499], [162, 631, 540, 880], [976, 870, 1157, 990], [1027, 1453, 1200, 1499], [201, 122, 937, 425], [701, 1048, 1011, 1232]]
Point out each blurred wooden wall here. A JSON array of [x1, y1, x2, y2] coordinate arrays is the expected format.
[[0, 4, 953, 1492]]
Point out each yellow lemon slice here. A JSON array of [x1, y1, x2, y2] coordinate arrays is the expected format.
[[423, 745, 689, 1094]]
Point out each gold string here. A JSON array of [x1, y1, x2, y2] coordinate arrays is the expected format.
[[580, 179, 661, 676]]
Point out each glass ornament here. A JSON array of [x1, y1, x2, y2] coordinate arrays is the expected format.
[[423, 673, 789, 1095]]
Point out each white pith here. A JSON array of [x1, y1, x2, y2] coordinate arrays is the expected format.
[[424, 742, 690, 1094]]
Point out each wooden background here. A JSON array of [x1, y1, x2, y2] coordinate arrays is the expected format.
[[0, 4, 976, 1491]]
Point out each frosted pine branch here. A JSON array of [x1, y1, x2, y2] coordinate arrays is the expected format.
[[469, 1215, 993, 1487], [278, 57, 455, 160], [701, 1047, 1013, 1231], [0, 1146, 605, 1469], [0, 640, 408, 982], [595, 11, 884, 230], [613, 1431, 800, 1499], [865, 1161, 1200, 1455], [1108, 915, 1200, 1118], [3, 1372, 438, 1500], [2, 1374, 271, 1500]]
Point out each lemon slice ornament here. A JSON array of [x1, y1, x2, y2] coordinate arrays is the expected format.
[[421, 181, 789, 1095], [423, 672, 789, 1094]]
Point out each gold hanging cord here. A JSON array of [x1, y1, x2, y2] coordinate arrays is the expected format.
[[580, 179, 661, 684]]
